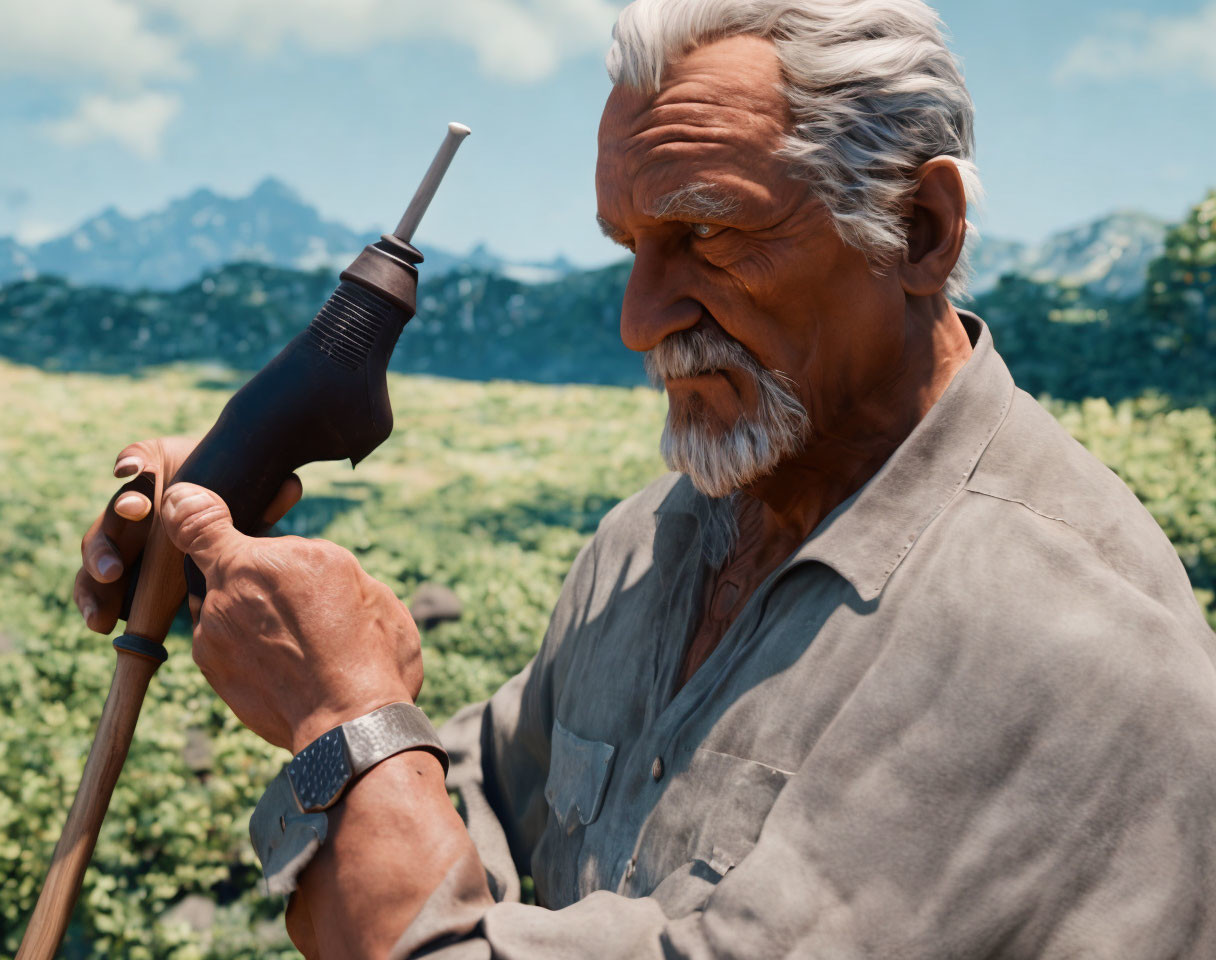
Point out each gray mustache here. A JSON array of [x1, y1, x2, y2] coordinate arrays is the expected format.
[[645, 325, 813, 502], [643, 327, 768, 386]]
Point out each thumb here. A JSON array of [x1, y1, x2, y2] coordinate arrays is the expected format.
[[161, 482, 248, 576]]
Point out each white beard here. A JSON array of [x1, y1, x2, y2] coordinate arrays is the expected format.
[[645, 327, 811, 563]]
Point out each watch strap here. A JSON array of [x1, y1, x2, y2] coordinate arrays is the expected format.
[[345, 700, 449, 778], [250, 765, 329, 896], [287, 701, 447, 813]]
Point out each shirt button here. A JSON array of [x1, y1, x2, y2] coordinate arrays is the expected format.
[[651, 756, 664, 781], [623, 857, 636, 881]]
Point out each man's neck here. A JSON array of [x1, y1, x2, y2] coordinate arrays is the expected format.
[[741, 298, 974, 547], [676, 298, 973, 693]]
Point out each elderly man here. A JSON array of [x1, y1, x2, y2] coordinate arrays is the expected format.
[[75, 0, 1216, 957]]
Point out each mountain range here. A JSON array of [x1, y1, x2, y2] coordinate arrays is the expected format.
[[0, 178, 575, 291], [968, 210, 1166, 299], [0, 178, 1166, 298]]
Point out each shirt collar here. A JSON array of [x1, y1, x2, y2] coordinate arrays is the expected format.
[[789, 311, 1014, 601]]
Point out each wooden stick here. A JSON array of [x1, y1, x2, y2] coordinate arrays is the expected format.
[[18, 504, 186, 959], [17, 121, 469, 955]]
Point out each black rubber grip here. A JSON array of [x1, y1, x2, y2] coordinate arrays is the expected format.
[[113, 633, 169, 664], [170, 281, 413, 601]]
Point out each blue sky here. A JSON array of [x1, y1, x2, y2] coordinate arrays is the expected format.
[[2, 0, 1214, 267]]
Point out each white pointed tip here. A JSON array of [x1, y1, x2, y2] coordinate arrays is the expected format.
[[448, 122, 472, 138]]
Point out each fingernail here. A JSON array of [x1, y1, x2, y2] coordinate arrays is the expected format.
[[82, 601, 97, 626], [114, 456, 143, 478], [97, 554, 122, 581], [114, 492, 147, 520]]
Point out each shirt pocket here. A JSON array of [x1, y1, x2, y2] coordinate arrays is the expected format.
[[683, 747, 793, 877], [544, 717, 616, 835]]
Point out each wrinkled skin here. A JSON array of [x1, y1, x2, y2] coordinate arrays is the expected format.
[[72, 34, 972, 959], [159, 483, 423, 752]]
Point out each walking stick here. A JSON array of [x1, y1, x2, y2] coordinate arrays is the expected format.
[[17, 122, 471, 960]]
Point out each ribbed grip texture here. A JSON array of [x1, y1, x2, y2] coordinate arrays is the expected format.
[[306, 281, 399, 370]]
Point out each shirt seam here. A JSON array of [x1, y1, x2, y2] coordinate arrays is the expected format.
[[962, 485, 1074, 528], [960, 486, 1188, 627]]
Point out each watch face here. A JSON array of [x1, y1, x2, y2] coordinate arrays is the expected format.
[[288, 728, 352, 812]]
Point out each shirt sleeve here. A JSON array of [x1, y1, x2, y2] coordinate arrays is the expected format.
[[439, 662, 548, 905], [436, 535, 602, 905]]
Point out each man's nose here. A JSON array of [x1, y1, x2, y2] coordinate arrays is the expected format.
[[619, 239, 703, 353]]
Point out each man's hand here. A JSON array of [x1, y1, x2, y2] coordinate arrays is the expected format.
[[74, 437, 303, 635], [159, 482, 424, 753]]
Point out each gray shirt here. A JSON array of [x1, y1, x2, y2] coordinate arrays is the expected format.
[[392, 314, 1216, 959]]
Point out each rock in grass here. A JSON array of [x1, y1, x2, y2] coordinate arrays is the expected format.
[[410, 583, 462, 631]]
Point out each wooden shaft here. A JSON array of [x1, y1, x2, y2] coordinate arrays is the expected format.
[[18, 512, 186, 959]]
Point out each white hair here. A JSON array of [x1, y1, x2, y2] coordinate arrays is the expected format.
[[606, 0, 983, 301]]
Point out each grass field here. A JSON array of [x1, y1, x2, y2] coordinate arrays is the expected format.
[[1, 360, 1212, 957]]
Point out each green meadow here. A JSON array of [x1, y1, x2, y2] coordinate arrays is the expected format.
[[1, 360, 1212, 957]]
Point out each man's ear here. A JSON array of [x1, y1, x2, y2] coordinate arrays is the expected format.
[[899, 157, 968, 298]]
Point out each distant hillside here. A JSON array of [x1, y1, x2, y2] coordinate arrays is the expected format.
[[0, 260, 642, 385], [0, 252, 1203, 405], [0, 237, 33, 280], [0, 178, 574, 291], [970, 211, 1166, 298]]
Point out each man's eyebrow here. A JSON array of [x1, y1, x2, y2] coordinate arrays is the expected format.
[[596, 213, 629, 244], [649, 182, 743, 222], [595, 182, 743, 243]]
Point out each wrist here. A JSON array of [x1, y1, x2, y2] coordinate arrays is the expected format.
[[251, 701, 447, 895]]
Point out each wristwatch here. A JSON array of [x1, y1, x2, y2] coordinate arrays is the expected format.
[[250, 701, 447, 894]]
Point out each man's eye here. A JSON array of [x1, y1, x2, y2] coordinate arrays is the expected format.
[[689, 222, 725, 239]]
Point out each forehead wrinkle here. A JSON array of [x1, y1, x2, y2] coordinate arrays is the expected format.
[[652, 64, 787, 115], [624, 101, 780, 147]]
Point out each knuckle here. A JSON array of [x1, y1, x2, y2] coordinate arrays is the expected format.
[[317, 538, 351, 563], [376, 580, 403, 609], [176, 501, 228, 543], [302, 538, 355, 573]]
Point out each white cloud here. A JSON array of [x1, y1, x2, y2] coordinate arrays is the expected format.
[[0, 0, 619, 89], [1057, 2, 1216, 85], [0, 0, 186, 86], [140, 0, 623, 82], [42, 91, 182, 159]]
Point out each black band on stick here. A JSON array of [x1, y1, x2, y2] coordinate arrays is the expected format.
[[113, 633, 168, 664]]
